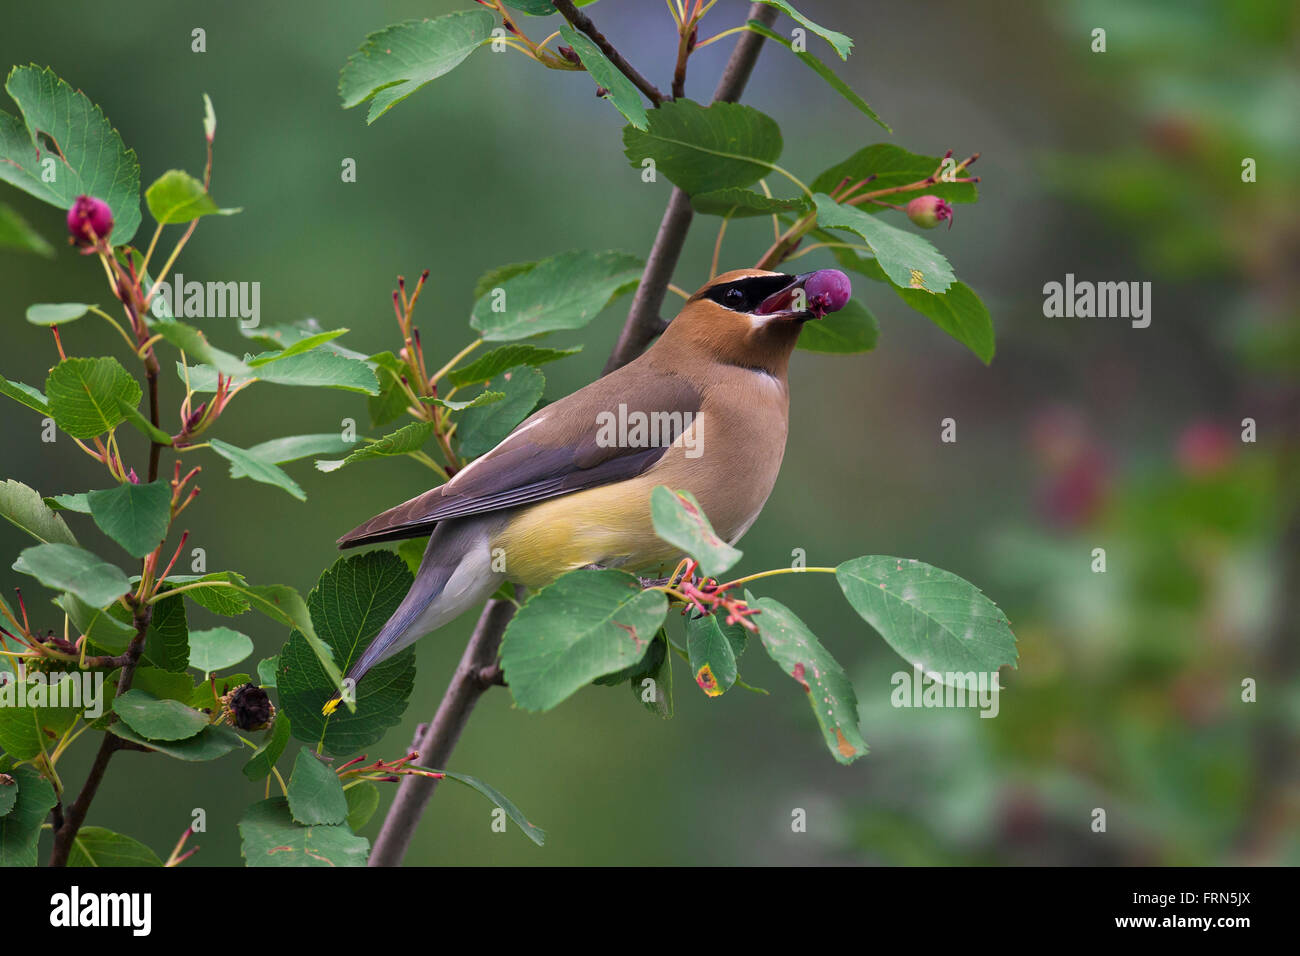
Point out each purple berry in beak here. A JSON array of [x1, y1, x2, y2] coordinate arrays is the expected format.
[[803, 269, 851, 317]]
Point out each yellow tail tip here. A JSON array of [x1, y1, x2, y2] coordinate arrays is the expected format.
[[322, 696, 342, 716]]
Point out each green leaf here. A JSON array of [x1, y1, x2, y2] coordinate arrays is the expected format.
[[187, 673, 249, 712], [0, 65, 141, 245], [246, 329, 348, 366], [894, 281, 995, 364], [810, 144, 978, 209], [188, 627, 254, 676], [45, 493, 91, 513], [145, 169, 237, 223], [128, 667, 196, 703], [316, 422, 433, 474], [339, 11, 496, 124], [140, 589, 189, 671], [12, 543, 129, 608], [835, 556, 1018, 680], [209, 439, 306, 501], [67, 827, 163, 867], [471, 250, 641, 341], [632, 629, 673, 717], [229, 581, 344, 695], [86, 480, 171, 558], [690, 188, 809, 219], [558, 24, 648, 130], [0, 767, 56, 866], [108, 722, 241, 761], [448, 344, 582, 388], [0, 695, 79, 760], [501, 568, 668, 712], [743, 20, 886, 129], [0, 479, 76, 546], [0, 777, 15, 818], [813, 194, 955, 293], [455, 366, 545, 460], [56, 591, 136, 654], [248, 350, 378, 395], [288, 747, 348, 826], [239, 798, 369, 867], [278, 551, 415, 756], [25, 303, 94, 325], [152, 320, 252, 377], [649, 486, 742, 579], [160, 571, 250, 616], [436, 769, 546, 846], [752, 596, 867, 764], [472, 260, 538, 300], [345, 781, 380, 832], [257, 656, 279, 688], [112, 689, 209, 741], [622, 99, 783, 196], [0, 202, 53, 257], [45, 357, 142, 439], [797, 299, 879, 354], [232, 434, 355, 475], [754, 0, 854, 58], [116, 397, 173, 445], [422, 391, 504, 412], [242, 712, 291, 782], [0, 375, 49, 415], [686, 611, 741, 697]]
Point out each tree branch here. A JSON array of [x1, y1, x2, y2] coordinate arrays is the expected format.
[[552, 0, 665, 106], [368, 1, 780, 865], [604, 2, 779, 373]]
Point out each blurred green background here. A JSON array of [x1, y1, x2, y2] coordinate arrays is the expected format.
[[2, 0, 1296, 865]]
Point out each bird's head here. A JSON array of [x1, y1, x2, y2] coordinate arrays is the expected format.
[[662, 268, 852, 374]]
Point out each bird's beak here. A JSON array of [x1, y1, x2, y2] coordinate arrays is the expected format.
[[753, 269, 852, 320]]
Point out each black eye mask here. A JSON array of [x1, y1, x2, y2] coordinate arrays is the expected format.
[[700, 274, 796, 313]]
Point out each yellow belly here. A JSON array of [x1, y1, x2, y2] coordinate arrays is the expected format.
[[491, 478, 681, 589]]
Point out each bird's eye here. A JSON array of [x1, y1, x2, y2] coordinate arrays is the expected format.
[[724, 287, 745, 308]]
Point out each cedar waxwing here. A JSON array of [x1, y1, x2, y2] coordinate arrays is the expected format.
[[324, 268, 851, 710]]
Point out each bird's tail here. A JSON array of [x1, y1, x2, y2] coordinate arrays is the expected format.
[[323, 517, 505, 715]]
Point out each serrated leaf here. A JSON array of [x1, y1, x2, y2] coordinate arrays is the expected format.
[[0, 65, 141, 244], [209, 439, 306, 501], [894, 281, 995, 364], [246, 329, 348, 366], [339, 11, 496, 123], [239, 798, 369, 867], [836, 556, 1018, 680], [56, 591, 136, 654], [0, 767, 56, 866], [0, 695, 80, 760], [649, 486, 742, 579], [277, 551, 415, 756], [231, 433, 355, 475], [0, 202, 53, 257], [317, 422, 433, 473], [45, 357, 142, 439], [229, 581, 344, 700], [472, 260, 538, 301], [140, 589, 189, 671], [248, 350, 378, 395], [813, 194, 955, 293], [161, 571, 250, 616], [0, 778, 16, 818], [242, 712, 291, 782], [622, 99, 783, 196], [686, 611, 741, 697], [108, 721, 240, 761], [12, 543, 129, 608], [501, 568, 668, 712], [421, 390, 504, 411], [0, 479, 76, 545], [145, 169, 237, 223], [558, 24, 647, 130], [743, 20, 885, 129], [188, 627, 254, 676], [152, 320, 252, 377], [797, 298, 879, 354], [455, 365, 545, 460], [86, 480, 171, 558], [632, 630, 673, 718], [690, 188, 809, 218], [752, 596, 867, 764], [112, 689, 209, 741], [471, 250, 641, 341], [448, 344, 581, 388], [810, 144, 978, 209], [257, 656, 279, 688], [754, 0, 854, 58], [0, 375, 49, 415], [25, 303, 94, 325], [288, 747, 348, 826], [67, 827, 163, 867]]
